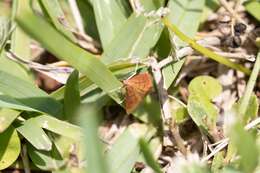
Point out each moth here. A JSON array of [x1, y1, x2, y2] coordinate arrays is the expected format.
[[123, 72, 153, 114]]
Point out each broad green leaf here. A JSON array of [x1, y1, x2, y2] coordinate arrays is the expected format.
[[102, 14, 163, 64], [245, 0, 260, 22], [16, 8, 123, 104], [162, 0, 205, 89], [90, 0, 127, 50], [28, 143, 65, 171], [187, 76, 222, 134], [139, 138, 163, 173], [64, 70, 80, 122], [80, 104, 108, 173], [33, 115, 83, 140], [220, 167, 242, 173], [229, 122, 258, 173], [17, 118, 52, 151], [0, 70, 62, 117], [0, 126, 20, 170], [0, 108, 20, 133], [38, 0, 76, 42]]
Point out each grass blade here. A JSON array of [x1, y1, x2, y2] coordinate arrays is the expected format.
[[16, 8, 123, 104]]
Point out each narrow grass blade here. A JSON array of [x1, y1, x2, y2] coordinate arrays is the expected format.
[[162, 0, 205, 88], [0, 70, 63, 117], [163, 18, 251, 75], [64, 70, 80, 122], [16, 8, 123, 104], [38, 0, 76, 42], [239, 52, 260, 115], [80, 104, 108, 173]]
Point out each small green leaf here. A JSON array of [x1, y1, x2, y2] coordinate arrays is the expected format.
[[17, 118, 52, 151], [170, 99, 189, 124], [64, 70, 80, 122], [0, 108, 20, 133], [33, 115, 83, 140], [0, 126, 20, 170], [28, 143, 65, 171], [187, 76, 222, 135]]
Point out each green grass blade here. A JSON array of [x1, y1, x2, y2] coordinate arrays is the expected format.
[[16, 8, 123, 104], [0, 70, 63, 117], [239, 52, 260, 115], [80, 104, 109, 173], [38, 0, 76, 42], [163, 18, 251, 75], [162, 0, 205, 89], [64, 70, 80, 122]]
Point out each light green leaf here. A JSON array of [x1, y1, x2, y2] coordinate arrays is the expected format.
[[102, 14, 163, 64], [229, 122, 258, 173], [187, 76, 222, 134], [0, 126, 20, 170], [245, 0, 260, 22], [168, 0, 205, 47], [17, 118, 52, 151], [64, 70, 80, 122], [90, 0, 127, 50], [0, 108, 21, 133], [162, 0, 205, 88], [33, 115, 83, 140]]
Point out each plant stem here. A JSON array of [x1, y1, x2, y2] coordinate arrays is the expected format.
[[162, 18, 251, 75], [239, 52, 260, 115]]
